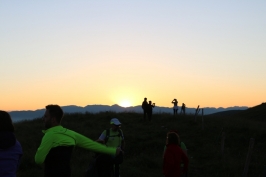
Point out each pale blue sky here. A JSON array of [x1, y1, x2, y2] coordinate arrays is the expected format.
[[1, 1, 265, 110]]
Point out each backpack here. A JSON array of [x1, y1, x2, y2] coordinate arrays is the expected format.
[[104, 129, 124, 145]]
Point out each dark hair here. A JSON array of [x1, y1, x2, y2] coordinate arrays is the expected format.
[[167, 132, 180, 146], [45, 105, 64, 123], [169, 130, 179, 135], [168, 130, 182, 139], [0, 111, 15, 132]]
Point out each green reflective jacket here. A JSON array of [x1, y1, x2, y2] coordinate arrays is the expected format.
[[35, 125, 116, 164]]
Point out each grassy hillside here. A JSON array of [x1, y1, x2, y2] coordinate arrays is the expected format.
[[236, 103, 266, 122], [14, 106, 266, 177], [206, 110, 244, 117]]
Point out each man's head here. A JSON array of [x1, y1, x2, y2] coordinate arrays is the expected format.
[[43, 105, 64, 129], [110, 118, 121, 131], [144, 97, 147, 101], [0, 110, 14, 132]]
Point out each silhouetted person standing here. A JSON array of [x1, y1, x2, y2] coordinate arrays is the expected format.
[[172, 99, 178, 115], [181, 103, 186, 115], [142, 97, 148, 120], [147, 101, 155, 121]]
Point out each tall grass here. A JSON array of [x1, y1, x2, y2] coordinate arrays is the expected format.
[[14, 112, 266, 177]]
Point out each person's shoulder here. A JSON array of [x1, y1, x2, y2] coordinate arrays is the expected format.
[[15, 140, 23, 153], [180, 142, 186, 149], [15, 139, 22, 146]]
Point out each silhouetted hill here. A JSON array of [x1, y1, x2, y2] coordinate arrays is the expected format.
[[236, 102, 266, 121], [207, 110, 244, 117], [9, 104, 248, 122]]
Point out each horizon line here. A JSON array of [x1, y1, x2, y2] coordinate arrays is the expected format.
[[7, 104, 250, 112]]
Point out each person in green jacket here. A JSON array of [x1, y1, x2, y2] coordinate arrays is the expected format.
[[97, 118, 125, 177], [35, 104, 121, 177]]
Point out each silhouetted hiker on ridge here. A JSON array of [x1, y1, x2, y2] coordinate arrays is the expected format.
[[181, 103, 186, 115], [172, 99, 178, 115], [142, 97, 148, 120], [147, 101, 155, 121]]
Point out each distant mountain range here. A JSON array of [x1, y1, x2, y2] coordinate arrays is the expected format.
[[9, 104, 248, 122]]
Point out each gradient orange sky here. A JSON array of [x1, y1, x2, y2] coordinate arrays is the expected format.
[[1, 1, 265, 111]]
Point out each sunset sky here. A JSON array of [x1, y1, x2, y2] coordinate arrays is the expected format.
[[1, 1, 265, 111]]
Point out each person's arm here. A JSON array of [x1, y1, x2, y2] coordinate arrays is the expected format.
[[74, 131, 116, 156], [96, 139, 105, 144], [96, 130, 106, 144], [181, 142, 187, 156], [35, 134, 54, 165], [119, 130, 125, 150]]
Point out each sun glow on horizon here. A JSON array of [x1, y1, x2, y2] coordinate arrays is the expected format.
[[119, 100, 132, 108]]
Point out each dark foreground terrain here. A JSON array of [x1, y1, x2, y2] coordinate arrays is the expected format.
[[14, 103, 266, 177]]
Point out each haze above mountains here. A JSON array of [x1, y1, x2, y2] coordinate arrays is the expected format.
[[9, 104, 248, 122]]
